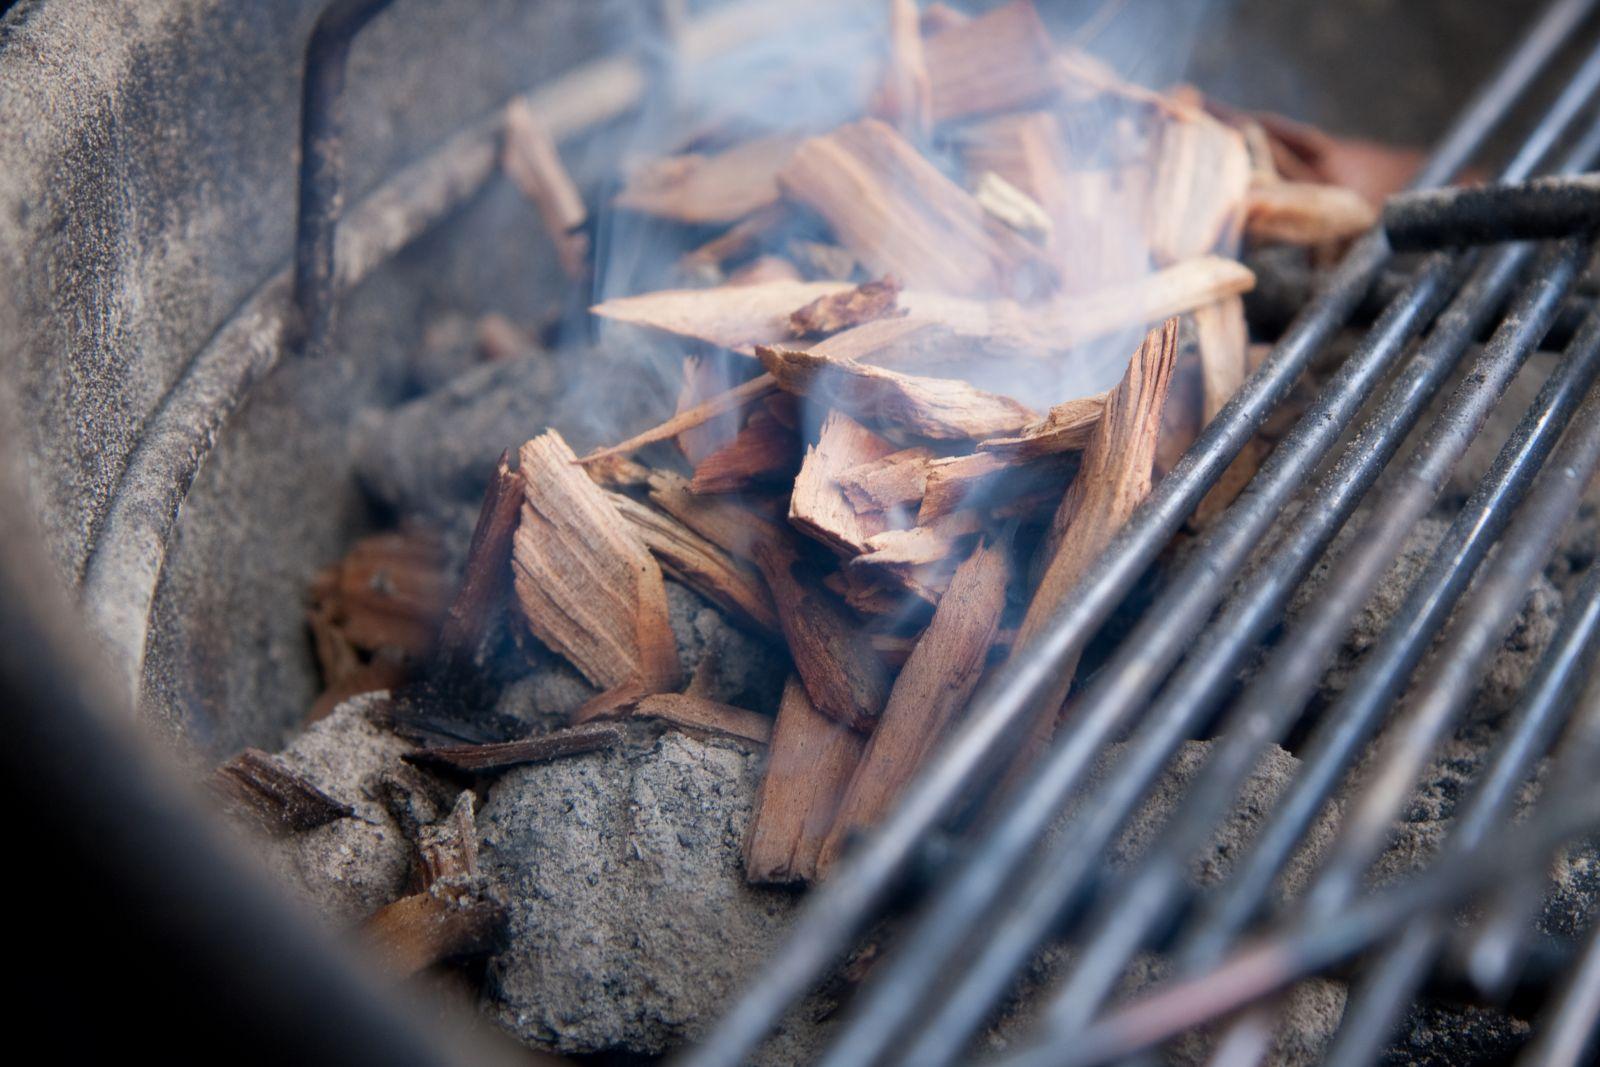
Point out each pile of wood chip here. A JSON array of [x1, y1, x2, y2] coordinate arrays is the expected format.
[[297, 0, 1417, 892]]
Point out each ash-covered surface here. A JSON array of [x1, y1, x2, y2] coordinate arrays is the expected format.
[[477, 731, 815, 1058], [254, 693, 417, 926]]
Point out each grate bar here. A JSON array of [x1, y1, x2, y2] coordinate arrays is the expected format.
[[1385, 174, 1600, 251], [992, 226, 1596, 1050], [675, 5, 1600, 1065], [1324, 563, 1600, 1067], [998, 368, 1600, 1067]]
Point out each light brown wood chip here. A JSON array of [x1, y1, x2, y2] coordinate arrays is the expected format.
[[513, 431, 681, 693], [1006, 318, 1179, 776], [1148, 107, 1252, 264], [613, 134, 801, 224], [789, 276, 906, 337], [690, 405, 800, 494], [593, 280, 851, 355], [503, 99, 589, 280], [607, 491, 778, 633], [791, 411, 900, 556], [819, 538, 1010, 874], [632, 693, 773, 745], [778, 118, 1050, 298], [838, 446, 937, 512], [1194, 295, 1250, 425], [977, 392, 1107, 459], [745, 676, 866, 885], [922, 0, 1061, 125], [872, 0, 933, 138], [1245, 179, 1378, 246], [757, 344, 1037, 441]]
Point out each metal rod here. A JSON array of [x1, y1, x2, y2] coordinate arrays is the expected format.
[[1009, 231, 1594, 1050], [998, 785, 1600, 1067], [1519, 916, 1600, 1067], [1323, 563, 1600, 1067], [678, 7, 1597, 1064], [291, 0, 397, 357], [1386, 174, 1600, 250]]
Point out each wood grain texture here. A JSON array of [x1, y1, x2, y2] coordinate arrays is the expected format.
[[513, 431, 681, 692]]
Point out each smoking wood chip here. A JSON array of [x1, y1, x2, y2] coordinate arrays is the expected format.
[[728, 255, 804, 286], [1245, 179, 1378, 246], [675, 357, 743, 465], [757, 344, 1037, 441], [744, 676, 866, 885], [777, 118, 1051, 298], [977, 392, 1107, 459], [513, 431, 681, 693], [403, 723, 625, 775], [592, 280, 851, 355], [1194, 295, 1250, 425], [583, 373, 779, 464], [871, 0, 932, 138], [503, 99, 589, 280], [1149, 106, 1252, 264], [607, 491, 779, 633], [789, 276, 906, 338], [922, 0, 1061, 125], [820, 537, 1010, 874], [436, 453, 522, 669], [1007, 319, 1180, 775], [613, 134, 801, 224], [855, 511, 982, 569], [838, 446, 937, 512], [689, 405, 800, 495], [631, 693, 772, 745], [974, 171, 1054, 243], [680, 202, 793, 279], [751, 536, 892, 732], [917, 450, 1078, 523], [790, 411, 899, 556], [212, 748, 355, 835]]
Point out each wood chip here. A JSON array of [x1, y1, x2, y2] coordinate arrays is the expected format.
[[744, 676, 866, 885], [631, 693, 773, 745], [690, 404, 800, 494], [922, 0, 1061, 125], [1252, 109, 1424, 207], [1148, 106, 1252, 263], [855, 511, 982, 568], [757, 343, 1037, 441], [974, 171, 1053, 242], [512, 431, 681, 692], [581, 373, 778, 463], [871, 0, 932, 138], [675, 357, 743, 465], [309, 530, 452, 661], [680, 202, 793, 277], [1194, 295, 1250, 425], [777, 118, 1051, 298], [790, 411, 899, 556], [1245, 179, 1378, 246], [614, 134, 801, 223], [1008, 319, 1179, 774], [607, 490, 779, 632], [977, 392, 1107, 459], [212, 748, 354, 835], [820, 537, 1010, 874], [750, 534, 892, 732], [436, 453, 522, 669], [361, 888, 504, 979], [918, 450, 1078, 522], [403, 723, 625, 774], [503, 99, 589, 280], [837, 446, 937, 512], [789, 276, 906, 337], [592, 280, 850, 356]]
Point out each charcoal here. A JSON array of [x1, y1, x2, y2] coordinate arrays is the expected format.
[[253, 693, 417, 926]]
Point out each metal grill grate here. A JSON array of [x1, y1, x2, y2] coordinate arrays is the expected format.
[[677, 2, 1600, 1065]]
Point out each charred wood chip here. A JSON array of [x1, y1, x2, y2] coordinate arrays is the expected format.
[[402, 723, 626, 775], [212, 748, 354, 835]]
